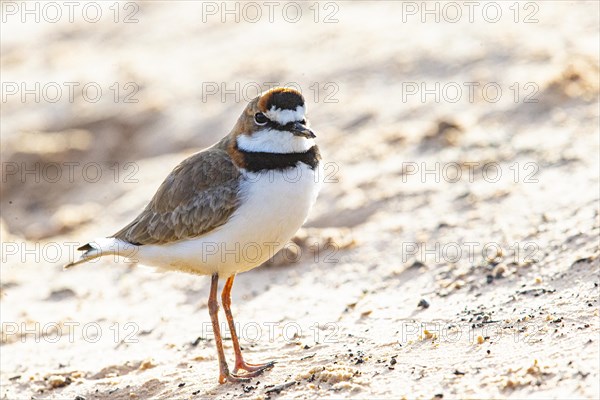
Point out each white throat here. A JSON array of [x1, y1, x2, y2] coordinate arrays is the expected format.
[[237, 130, 315, 153]]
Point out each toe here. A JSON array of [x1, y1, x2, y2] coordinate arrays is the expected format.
[[225, 373, 251, 383], [233, 361, 275, 374]]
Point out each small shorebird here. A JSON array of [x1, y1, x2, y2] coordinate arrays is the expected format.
[[66, 87, 322, 383]]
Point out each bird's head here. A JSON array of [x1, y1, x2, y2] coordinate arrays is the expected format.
[[232, 87, 316, 154]]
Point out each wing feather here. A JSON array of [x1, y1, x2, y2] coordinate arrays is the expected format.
[[112, 145, 240, 245]]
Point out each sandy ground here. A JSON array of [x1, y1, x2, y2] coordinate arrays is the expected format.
[[1, 1, 599, 399]]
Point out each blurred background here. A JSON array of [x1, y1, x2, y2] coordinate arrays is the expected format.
[[1, 1, 599, 399]]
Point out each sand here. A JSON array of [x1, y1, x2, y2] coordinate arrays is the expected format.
[[1, 1, 599, 399]]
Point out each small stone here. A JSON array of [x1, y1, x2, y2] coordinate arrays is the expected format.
[[48, 375, 70, 388], [417, 299, 430, 309], [493, 264, 506, 278], [138, 358, 157, 370]]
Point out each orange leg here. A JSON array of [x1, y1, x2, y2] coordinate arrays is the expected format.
[[207, 274, 252, 383], [222, 274, 275, 375]]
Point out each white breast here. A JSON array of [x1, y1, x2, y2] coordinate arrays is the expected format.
[[136, 162, 322, 277]]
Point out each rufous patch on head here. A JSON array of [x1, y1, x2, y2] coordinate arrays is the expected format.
[[258, 87, 305, 113]]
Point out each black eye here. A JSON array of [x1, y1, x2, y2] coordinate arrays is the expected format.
[[254, 112, 268, 125]]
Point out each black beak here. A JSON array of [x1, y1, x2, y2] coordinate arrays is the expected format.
[[291, 121, 316, 138]]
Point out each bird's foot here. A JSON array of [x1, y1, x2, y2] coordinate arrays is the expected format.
[[233, 360, 275, 375], [219, 372, 252, 384], [218, 362, 274, 383]]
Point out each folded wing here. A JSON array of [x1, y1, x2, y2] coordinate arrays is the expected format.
[[113, 146, 241, 245]]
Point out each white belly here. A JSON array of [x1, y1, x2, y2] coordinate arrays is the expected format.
[[135, 162, 322, 276]]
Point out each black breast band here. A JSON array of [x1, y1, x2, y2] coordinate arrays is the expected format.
[[239, 145, 321, 172]]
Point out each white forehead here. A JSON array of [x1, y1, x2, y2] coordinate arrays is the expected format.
[[264, 105, 305, 125]]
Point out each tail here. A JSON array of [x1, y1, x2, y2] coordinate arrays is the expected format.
[[64, 238, 138, 269]]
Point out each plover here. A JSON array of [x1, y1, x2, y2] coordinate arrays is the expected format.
[[66, 87, 322, 383]]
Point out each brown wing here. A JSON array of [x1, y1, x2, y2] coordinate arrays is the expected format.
[[112, 145, 240, 245]]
